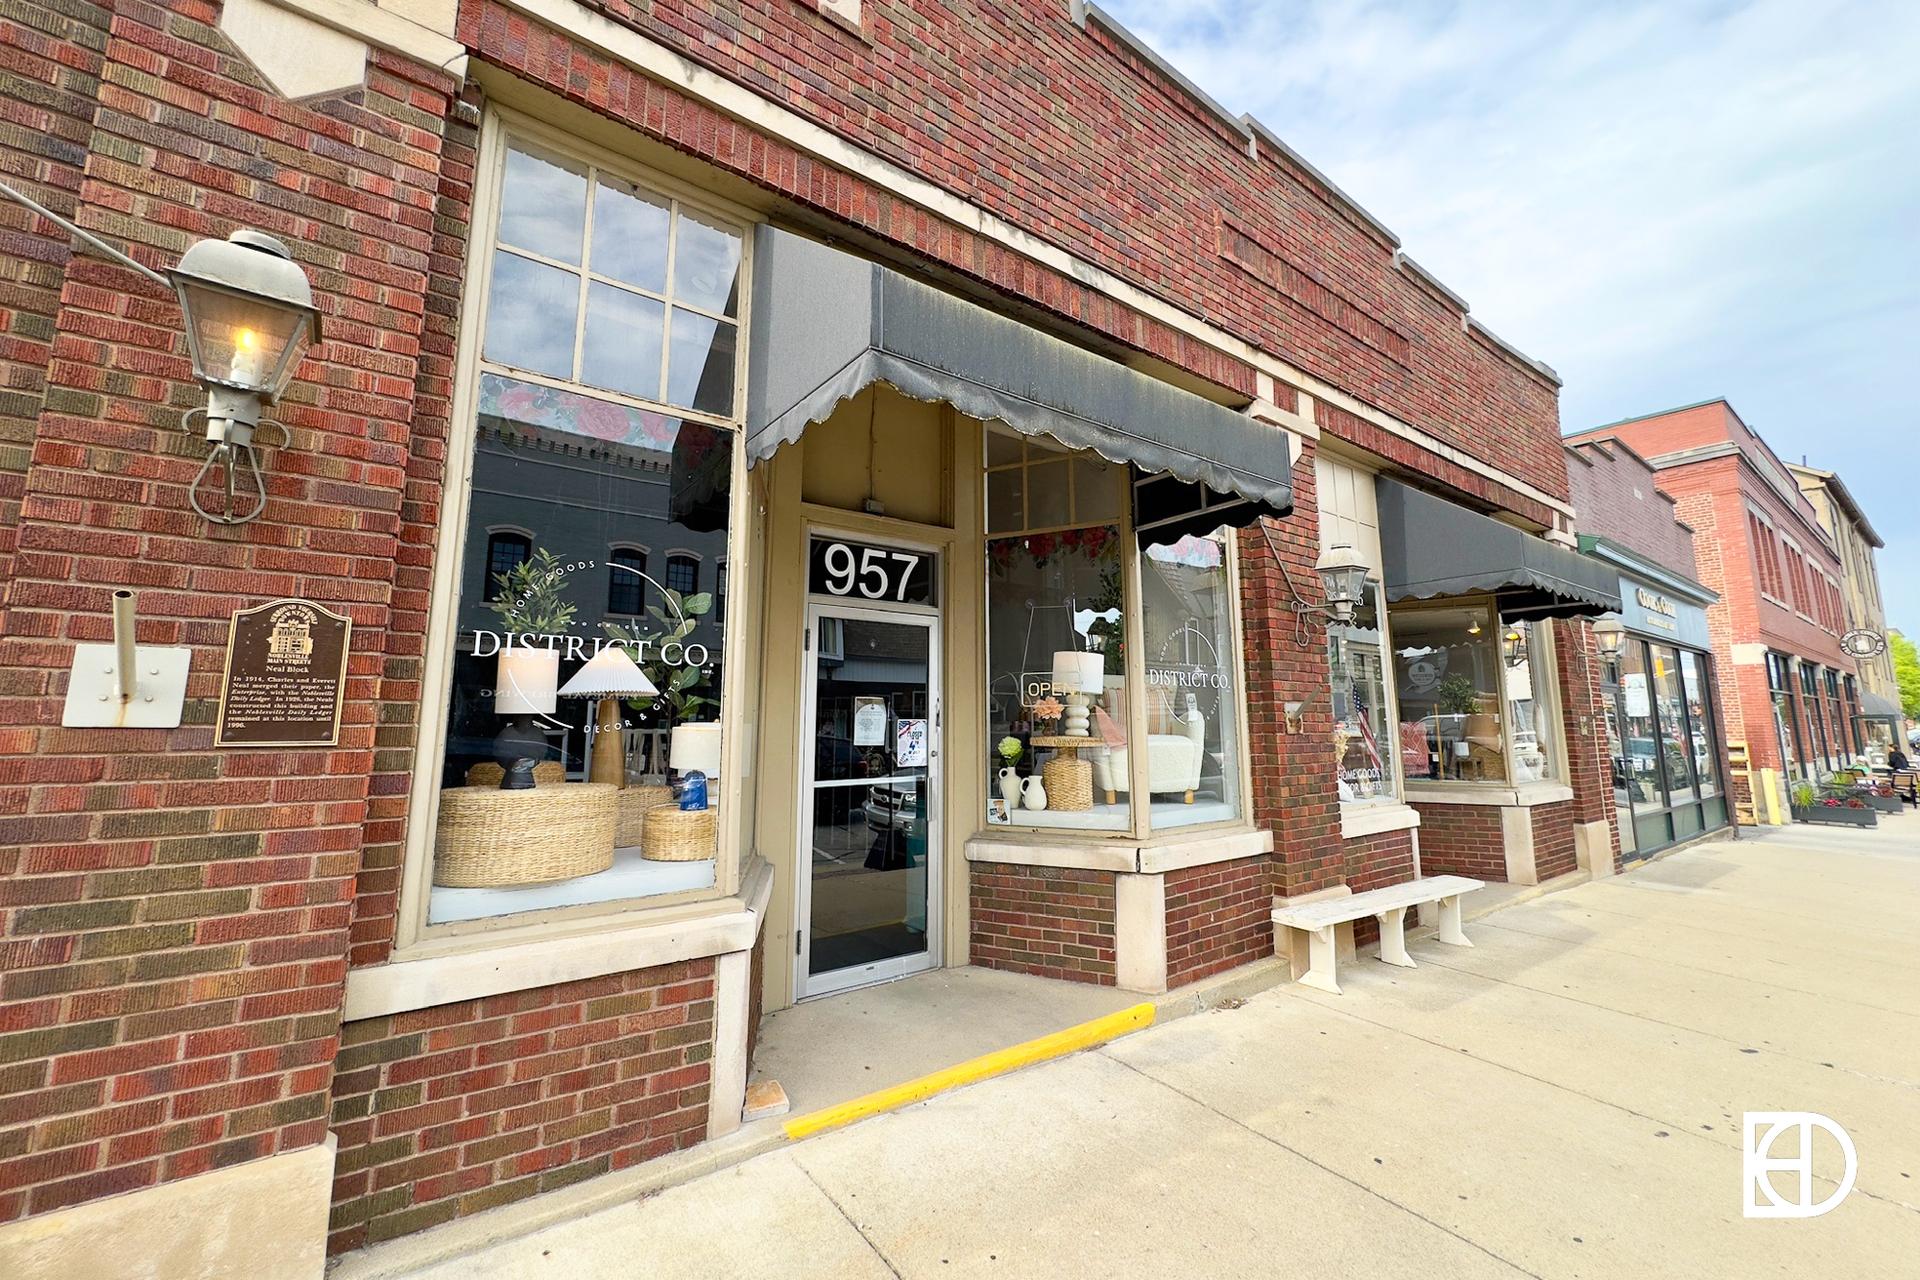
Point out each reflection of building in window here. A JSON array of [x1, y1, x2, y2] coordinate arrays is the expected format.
[[716, 560, 727, 625], [607, 547, 646, 615], [667, 554, 698, 597], [485, 532, 531, 599]]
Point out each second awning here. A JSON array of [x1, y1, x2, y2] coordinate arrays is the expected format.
[[1376, 478, 1622, 619], [745, 227, 1292, 532]]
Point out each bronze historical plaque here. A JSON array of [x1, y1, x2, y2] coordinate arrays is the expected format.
[[215, 599, 352, 748]]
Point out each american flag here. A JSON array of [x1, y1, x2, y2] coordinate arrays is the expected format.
[[1351, 683, 1382, 775]]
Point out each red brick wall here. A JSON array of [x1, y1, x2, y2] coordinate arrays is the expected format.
[[1340, 828, 1416, 947], [1554, 618, 1621, 870], [1531, 801, 1577, 881], [1566, 440, 1698, 574], [969, 863, 1116, 985], [325, 959, 713, 1254], [1409, 804, 1507, 881], [1164, 855, 1270, 987], [0, 0, 457, 1225], [464, 0, 1570, 518], [1237, 445, 1341, 901]]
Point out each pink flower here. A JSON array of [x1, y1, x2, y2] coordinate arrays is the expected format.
[[1032, 696, 1065, 722]]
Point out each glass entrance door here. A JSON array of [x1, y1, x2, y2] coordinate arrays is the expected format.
[[799, 601, 940, 998]]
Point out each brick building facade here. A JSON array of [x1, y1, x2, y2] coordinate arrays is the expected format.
[[0, 2, 1624, 1274], [1569, 400, 1855, 822]]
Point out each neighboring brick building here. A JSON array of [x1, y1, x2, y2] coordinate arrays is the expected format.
[[1787, 463, 1903, 761], [0, 2, 1620, 1275], [1569, 400, 1855, 820], [1567, 436, 1734, 856]]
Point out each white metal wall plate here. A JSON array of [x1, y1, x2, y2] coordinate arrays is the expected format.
[[62, 643, 192, 729]]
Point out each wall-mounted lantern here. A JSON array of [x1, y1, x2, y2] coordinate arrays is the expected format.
[[1592, 617, 1627, 668], [166, 230, 321, 524], [1314, 544, 1372, 626], [0, 183, 320, 527]]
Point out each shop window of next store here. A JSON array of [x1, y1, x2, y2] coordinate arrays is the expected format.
[[413, 126, 749, 933], [1391, 603, 1559, 786], [984, 428, 1244, 835]]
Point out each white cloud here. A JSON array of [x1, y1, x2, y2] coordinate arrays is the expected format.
[[1100, 0, 1920, 633]]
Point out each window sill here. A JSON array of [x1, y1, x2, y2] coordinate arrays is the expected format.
[[1340, 801, 1421, 839], [343, 856, 773, 1022], [1405, 781, 1574, 808], [965, 824, 1272, 875]]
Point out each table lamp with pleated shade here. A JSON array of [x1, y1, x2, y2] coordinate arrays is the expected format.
[[559, 645, 658, 787]]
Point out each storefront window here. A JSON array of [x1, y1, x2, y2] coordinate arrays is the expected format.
[[420, 132, 746, 928], [1393, 602, 1506, 784], [985, 432, 1130, 831], [1618, 641, 1663, 813], [1768, 653, 1803, 780], [1601, 669, 1636, 856], [1502, 621, 1559, 783], [1679, 651, 1719, 798], [1140, 530, 1243, 828], [1330, 584, 1396, 801], [1650, 645, 1696, 802]]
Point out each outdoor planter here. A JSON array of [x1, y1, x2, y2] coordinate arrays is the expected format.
[[1791, 804, 1878, 828], [1865, 792, 1905, 815]]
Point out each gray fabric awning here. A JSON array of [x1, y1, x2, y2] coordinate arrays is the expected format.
[[1860, 686, 1903, 719], [745, 227, 1291, 530], [1376, 477, 1622, 619]]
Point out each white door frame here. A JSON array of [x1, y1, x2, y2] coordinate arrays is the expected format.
[[796, 595, 943, 1001]]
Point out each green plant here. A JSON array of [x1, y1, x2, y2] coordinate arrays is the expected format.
[[997, 735, 1024, 765], [1790, 781, 1817, 810], [1436, 674, 1479, 716], [602, 587, 717, 723], [489, 547, 577, 636]]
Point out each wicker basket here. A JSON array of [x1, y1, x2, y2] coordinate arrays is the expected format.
[[464, 760, 566, 788], [433, 783, 617, 887], [641, 804, 717, 862], [1042, 755, 1094, 812], [616, 784, 676, 846]]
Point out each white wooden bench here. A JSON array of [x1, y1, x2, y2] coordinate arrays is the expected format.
[[1270, 875, 1484, 994]]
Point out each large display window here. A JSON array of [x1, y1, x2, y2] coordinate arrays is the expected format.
[[1392, 602, 1507, 784], [983, 429, 1247, 835], [407, 121, 752, 938]]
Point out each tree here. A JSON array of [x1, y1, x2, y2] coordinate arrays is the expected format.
[[1892, 629, 1920, 721]]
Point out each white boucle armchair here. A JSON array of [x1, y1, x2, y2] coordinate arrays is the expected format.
[[1092, 693, 1206, 804]]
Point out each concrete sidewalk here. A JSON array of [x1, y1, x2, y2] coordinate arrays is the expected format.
[[372, 815, 1920, 1279]]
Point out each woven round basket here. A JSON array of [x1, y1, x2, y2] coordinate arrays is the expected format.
[[1042, 755, 1094, 811], [641, 804, 717, 862], [464, 760, 566, 788], [433, 783, 617, 888], [616, 784, 676, 846]]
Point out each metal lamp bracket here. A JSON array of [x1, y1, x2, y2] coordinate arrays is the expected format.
[[61, 591, 190, 729]]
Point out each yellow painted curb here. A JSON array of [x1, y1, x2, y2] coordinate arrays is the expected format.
[[782, 1002, 1155, 1140]]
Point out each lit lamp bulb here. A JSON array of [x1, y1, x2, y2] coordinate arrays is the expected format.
[[229, 328, 264, 388]]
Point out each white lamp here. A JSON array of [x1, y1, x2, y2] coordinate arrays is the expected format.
[[1050, 650, 1105, 737], [670, 722, 724, 780], [495, 646, 559, 715], [558, 645, 657, 788], [492, 645, 561, 767]]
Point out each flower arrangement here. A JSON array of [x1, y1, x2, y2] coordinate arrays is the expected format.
[[997, 736, 1024, 765], [1031, 696, 1065, 727]]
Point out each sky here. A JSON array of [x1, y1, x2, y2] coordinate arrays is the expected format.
[[1099, 0, 1920, 638]]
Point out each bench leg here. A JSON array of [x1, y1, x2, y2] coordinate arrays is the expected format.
[[1435, 895, 1472, 948], [1297, 926, 1341, 994], [1375, 907, 1414, 968]]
